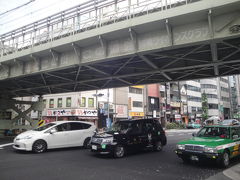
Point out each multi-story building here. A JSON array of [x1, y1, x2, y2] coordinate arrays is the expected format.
[[128, 86, 145, 119], [200, 78, 219, 117], [229, 75, 240, 119], [181, 80, 202, 122]]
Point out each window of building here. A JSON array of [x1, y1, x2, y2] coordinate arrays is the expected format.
[[220, 77, 229, 83], [208, 104, 218, 109], [201, 84, 217, 89], [80, 97, 86, 107], [43, 99, 47, 108], [88, 98, 94, 107], [187, 96, 201, 102], [49, 99, 54, 108], [221, 96, 230, 102], [186, 85, 201, 92], [133, 101, 143, 107], [129, 87, 143, 94], [221, 87, 229, 92], [66, 97, 71, 107], [57, 98, 62, 108], [206, 94, 218, 99]]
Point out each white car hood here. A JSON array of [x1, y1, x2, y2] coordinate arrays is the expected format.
[[16, 130, 41, 139]]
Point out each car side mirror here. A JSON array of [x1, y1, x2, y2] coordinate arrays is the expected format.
[[233, 135, 239, 139], [50, 128, 57, 134], [192, 132, 196, 137]]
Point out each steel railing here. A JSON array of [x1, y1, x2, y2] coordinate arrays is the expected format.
[[0, 0, 201, 58]]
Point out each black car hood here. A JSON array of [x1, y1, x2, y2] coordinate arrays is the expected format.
[[94, 131, 123, 138]]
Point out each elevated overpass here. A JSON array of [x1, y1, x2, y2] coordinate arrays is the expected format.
[[0, 0, 240, 98]]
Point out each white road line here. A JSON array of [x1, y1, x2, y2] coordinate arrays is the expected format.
[[0, 143, 13, 148]]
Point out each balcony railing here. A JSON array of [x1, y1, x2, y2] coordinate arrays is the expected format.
[[0, 0, 201, 58]]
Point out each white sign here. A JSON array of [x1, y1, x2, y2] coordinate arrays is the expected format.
[[116, 105, 128, 118], [47, 109, 97, 117]]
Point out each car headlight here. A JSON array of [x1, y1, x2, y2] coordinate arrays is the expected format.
[[176, 144, 185, 150], [204, 147, 218, 153], [22, 135, 33, 140], [102, 137, 113, 144]]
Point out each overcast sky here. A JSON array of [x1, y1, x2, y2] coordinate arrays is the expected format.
[[0, 0, 88, 35]]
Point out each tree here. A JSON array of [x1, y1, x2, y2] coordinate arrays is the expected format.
[[202, 92, 208, 121]]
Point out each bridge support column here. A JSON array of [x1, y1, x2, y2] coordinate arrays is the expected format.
[[0, 98, 44, 130]]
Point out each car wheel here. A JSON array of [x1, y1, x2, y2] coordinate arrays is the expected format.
[[83, 137, 91, 149], [219, 151, 230, 168], [154, 141, 163, 151], [32, 140, 47, 153], [114, 145, 125, 158]]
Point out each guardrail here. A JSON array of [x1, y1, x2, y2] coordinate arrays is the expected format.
[[0, 0, 201, 58]]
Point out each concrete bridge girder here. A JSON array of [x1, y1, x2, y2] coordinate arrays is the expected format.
[[0, 0, 239, 97]]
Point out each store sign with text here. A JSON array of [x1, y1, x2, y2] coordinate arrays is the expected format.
[[47, 109, 97, 117], [129, 112, 144, 117]]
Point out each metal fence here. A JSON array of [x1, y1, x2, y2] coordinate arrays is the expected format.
[[0, 0, 201, 57]]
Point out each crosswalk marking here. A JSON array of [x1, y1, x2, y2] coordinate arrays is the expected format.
[[0, 143, 13, 148]]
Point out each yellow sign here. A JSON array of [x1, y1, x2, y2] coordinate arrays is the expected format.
[[129, 112, 144, 117], [131, 85, 144, 89], [38, 120, 45, 127]]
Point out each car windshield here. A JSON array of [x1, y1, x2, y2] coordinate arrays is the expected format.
[[107, 121, 133, 134], [33, 123, 56, 131], [197, 127, 230, 138]]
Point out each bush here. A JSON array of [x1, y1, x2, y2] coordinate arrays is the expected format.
[[166, 122, 185, 129]]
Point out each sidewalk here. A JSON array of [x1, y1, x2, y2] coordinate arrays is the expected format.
[[207, 164, 240, 180]]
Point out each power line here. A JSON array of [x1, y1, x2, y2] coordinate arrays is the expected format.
[[0, 0, 35, 17]]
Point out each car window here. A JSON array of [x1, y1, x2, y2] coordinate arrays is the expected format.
[[69, 122, 91, 130], [129, 122, 142, 135], [56, 123, 71, 132], [143, 122, 154, 133], [197, 127, 230, 138], [231, 127, 240, 139]]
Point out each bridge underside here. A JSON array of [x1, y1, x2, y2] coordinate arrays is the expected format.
[[1, 36, 240, 98], [0, 0, 240, 98]]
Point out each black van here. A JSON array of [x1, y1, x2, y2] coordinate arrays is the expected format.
[[90, 119, 167, 158]]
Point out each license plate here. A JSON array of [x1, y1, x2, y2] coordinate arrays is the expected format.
[[92, 145, 97, 150], [190, 155, 199, 161]]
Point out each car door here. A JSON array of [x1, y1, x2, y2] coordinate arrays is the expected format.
[[127, 121, 143, 150], [231, 127, 240, 157], [68, 122, 91, 147], [46, 123, 71, 149]]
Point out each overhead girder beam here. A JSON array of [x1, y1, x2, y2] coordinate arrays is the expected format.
[[44, 72, 74, 82], [41, 73, 51, 94], [160, 44, 206, 70], [151, 53, 209, 63], [113, 56, 135, 75], [13, 59, 240, 93], [138, 54, 158, 70], [210, 42, 219, 76]]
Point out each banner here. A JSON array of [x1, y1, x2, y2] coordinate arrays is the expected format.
[[47, 109, 97, 117]]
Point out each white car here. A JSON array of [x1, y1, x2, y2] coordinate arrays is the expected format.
[[13, 121, 96, 153]]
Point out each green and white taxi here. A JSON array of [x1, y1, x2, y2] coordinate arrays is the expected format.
[[175, 125, 240, 167]]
